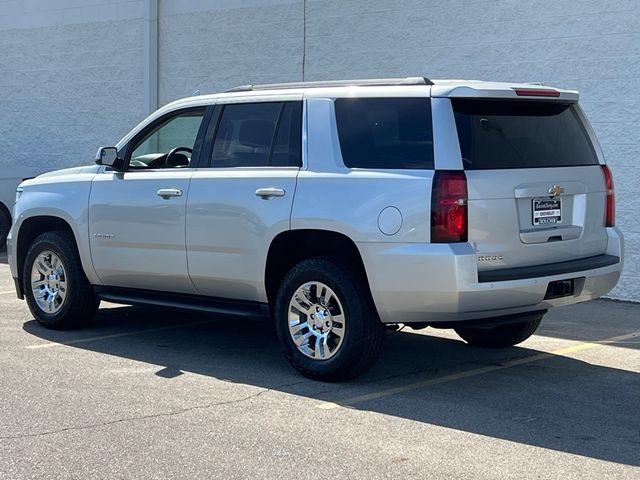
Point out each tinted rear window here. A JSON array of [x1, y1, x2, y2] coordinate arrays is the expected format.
[[335, 98, 434, 169], [452, 100, 599, 170]]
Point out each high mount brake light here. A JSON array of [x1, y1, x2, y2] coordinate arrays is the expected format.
[[601, 165, 615, 227], [513, 88, 560, 97], [431, 171, 468, 243]]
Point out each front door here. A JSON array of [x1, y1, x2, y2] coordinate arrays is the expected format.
[[89, 108, 207, 293]]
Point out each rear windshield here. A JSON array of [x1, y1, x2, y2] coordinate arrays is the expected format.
[[452, 99, 599, 169], [335, 97, 434, 169]]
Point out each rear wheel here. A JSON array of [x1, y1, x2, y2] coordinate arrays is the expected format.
[[454, 312, 544, 348], [274, 256, 385, 381], [23, 231, 99, 329]]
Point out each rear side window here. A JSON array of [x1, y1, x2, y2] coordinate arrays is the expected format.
[[452, 100, 599, 169], [210, 101, 302, 167], [335, 98, 434, 169]]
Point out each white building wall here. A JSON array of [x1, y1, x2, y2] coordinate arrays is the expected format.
[[0, 0, 638, 301], [0, 0, 146, 174], [156, 0, 304, 105]]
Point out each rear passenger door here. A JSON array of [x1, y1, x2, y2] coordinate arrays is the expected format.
[[186, 99, 303, 302]]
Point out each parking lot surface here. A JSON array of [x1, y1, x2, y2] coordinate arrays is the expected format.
[[0, 255, 638, 479]]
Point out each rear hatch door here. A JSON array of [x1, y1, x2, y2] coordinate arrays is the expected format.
[[451, 98, 608, 275]]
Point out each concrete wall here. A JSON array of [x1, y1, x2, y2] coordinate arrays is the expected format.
[[0, 0, 638, 301], [157, 0, 303, 105], [0, 0, 146, 175]]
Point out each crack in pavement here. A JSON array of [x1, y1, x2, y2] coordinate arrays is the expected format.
[[0, 388, 271, 441]]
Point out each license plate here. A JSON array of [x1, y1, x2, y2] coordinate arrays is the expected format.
[[532, 198, 561, 225]]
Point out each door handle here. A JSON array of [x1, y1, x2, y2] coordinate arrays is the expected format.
[[157, 188, 183, 199], [255, 187, 285, 199]]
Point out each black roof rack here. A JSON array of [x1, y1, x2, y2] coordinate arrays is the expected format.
[[225, 76, 433, 93]]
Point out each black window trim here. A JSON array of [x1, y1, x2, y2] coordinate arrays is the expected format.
[[267, 102, 287, 167], [202, 100, 303, 169], [122, 105, 213, 172]]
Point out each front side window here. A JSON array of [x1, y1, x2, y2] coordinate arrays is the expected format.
[[210, 102, 302, 168], [129, 108, 205, 169], [335, 97, 434, 169]]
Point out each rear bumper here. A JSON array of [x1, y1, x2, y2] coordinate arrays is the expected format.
[[477, 254, 619, 282], [358, 227, 624, 324]]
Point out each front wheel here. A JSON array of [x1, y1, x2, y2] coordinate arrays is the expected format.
[[454, 312, 545, 348], [274, 256, 385, 381], [0, 208, 10, 249], [23, 231, 99, 329]]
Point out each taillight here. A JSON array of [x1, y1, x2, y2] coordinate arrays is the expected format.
[[431, 170, 468, 243], [601, 165, 615, 227]]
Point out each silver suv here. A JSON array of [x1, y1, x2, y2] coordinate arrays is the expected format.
[[8, 77, 623, 380]]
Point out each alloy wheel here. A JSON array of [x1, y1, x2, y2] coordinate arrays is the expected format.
[[30, 250, 67, 314], [287, 281, 346, 360]]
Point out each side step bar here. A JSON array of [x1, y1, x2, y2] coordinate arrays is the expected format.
[[93, 286, 270, 318]]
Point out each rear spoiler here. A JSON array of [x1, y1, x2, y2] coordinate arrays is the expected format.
[[432, 85, 579, 102]]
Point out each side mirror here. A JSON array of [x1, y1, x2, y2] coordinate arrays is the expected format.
[[95, 147, 120, 168]]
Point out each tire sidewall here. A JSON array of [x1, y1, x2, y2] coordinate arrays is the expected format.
[[23, 233, 82, 328], [275, 258, 370, 379], [0, 208, 10, 248], [455, 313, 544, 348]]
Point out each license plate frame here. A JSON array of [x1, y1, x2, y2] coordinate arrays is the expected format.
[[532, 198, 562, 226]]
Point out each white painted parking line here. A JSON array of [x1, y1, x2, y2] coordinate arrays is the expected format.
[[316, 330, 640, 409]]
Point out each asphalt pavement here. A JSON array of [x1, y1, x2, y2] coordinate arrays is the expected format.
[[0, 252, 638, 479]]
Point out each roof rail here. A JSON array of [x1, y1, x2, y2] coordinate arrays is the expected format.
[[225, 76, 433, 93]]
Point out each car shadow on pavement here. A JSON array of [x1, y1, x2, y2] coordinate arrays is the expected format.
[[23, 304, 640, 467]]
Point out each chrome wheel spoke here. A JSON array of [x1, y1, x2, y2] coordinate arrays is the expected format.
[[289, 321, 308, 336], [31, 251, 67, 315], [33, 288, 47, 299], [35, 260, 49, 276], [313, 335, 323, 358], [315, 283, 326, 304], [288, 281, 346, 361], [293, 330, 313, 348], [331, 324, 345, 339], [290, 294, 312, 315], [325, 292, 336, 308], [320, 336, 331, 358]]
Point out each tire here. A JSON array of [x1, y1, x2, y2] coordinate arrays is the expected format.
[[454, 312, 545, 348], [0, 207, 10, 249], [274, 256, 385, 381], [23, 230, 99, 329]]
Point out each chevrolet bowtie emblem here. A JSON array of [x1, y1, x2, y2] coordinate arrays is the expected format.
[[548, 185, 565, 197]]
